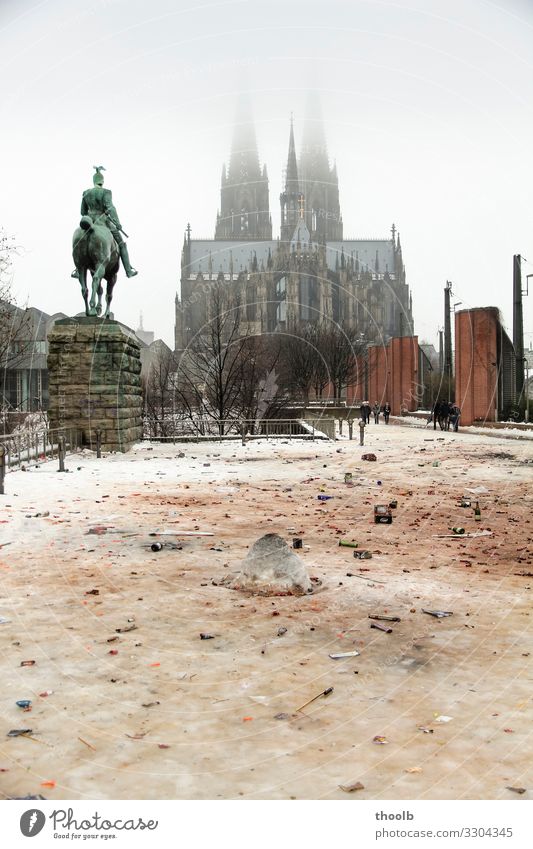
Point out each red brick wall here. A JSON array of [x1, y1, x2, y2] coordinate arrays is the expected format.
[[367, 345, 390, 408], [345, 356, 366, 404], [390, 336, 420, 415], [346, 337, 420, 415], [455, 308, 499, 425]]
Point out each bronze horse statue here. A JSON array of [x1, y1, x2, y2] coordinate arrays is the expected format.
[[72, 215, 120, 318]]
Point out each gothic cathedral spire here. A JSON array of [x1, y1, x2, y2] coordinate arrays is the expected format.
[[280, 115, 303, 243], [298, 92, 342, 241], [215, 97, 272, 240]]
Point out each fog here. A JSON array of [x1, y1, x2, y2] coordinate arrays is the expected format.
[[1, 0, 532, 348]]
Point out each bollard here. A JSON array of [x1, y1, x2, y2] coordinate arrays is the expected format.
[[359, 420, 365, 446], [241, 422, 246, 447], [58, 435, 66, 473], [339, 419, 343, 435], [348, 419, 353, 440], [96, 429, 102, 459], [0, 445, 5, 495]]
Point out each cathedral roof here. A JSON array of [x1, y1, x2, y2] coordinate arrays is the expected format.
[[326, 241, 396, 274], [185, 240, 277, 276], [184, 238, 396, 276]]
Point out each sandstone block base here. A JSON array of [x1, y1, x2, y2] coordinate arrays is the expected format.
[[47, 317, 143, 452]]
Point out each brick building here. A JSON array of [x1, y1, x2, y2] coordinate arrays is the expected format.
[[455, 307, 516, 425]]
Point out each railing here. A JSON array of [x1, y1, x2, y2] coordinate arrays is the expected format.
[[143, 417, 335, 443], [0, 426, 82, 475]]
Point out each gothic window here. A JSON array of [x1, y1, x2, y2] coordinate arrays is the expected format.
[[246, 283, 257, 322], [276, 276, 287, 324], [299, 275, 316, 321]]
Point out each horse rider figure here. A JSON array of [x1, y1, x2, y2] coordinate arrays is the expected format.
[[72, 166, 137, 279]]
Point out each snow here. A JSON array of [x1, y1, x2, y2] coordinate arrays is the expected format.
[[0, 423, 532, 800]]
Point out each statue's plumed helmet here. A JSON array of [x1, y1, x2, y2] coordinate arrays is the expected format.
[[93, 165, 106, 186]]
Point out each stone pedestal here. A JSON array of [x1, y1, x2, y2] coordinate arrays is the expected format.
[[47, 317, 143, 452]]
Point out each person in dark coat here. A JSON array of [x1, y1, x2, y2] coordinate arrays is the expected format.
[[383, 402, 391, 424], [432, 399, 441, 431], [449, 403, 461, 432], [372, 403, 380, 424]]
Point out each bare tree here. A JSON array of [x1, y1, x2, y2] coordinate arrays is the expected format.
[[174, 281, 250, 434], [280, 323, 325, 404], [318, 322, 366, 399], [0, 228, 32, 424], [235, 335, 287, 426], [0, 230, 30, 369], [142, 346, 178, 437]]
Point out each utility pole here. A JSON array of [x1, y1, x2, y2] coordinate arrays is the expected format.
[[444, 282, 453, 397], [438, 329, 444, 373], [513, 255, 524, 403]]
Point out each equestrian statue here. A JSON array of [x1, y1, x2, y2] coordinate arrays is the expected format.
[[72, 166, 137, 318]]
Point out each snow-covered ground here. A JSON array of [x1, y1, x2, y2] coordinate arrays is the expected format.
[[0, 423, 532, 800]]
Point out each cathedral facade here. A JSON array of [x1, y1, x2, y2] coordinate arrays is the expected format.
[[175, 106, 413, 352]]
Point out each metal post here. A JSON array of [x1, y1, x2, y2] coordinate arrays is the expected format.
[[241, 422, 246, 447], [525, 361, 530, 423], [348, 419, 353, 440], [513, 255, 525, 404], [0, 445, 5, 495], [339, 418, 343, 435], [58, 434, 66, 473], [359, 420, 365, 446], [96, 429, 102, 459], [35, 436, 39, 464]]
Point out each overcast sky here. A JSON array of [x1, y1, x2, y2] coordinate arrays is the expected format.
[[1, 0, 532, 349]]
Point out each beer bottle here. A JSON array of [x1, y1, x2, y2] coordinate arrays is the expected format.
[[474, 501, 481, 521]]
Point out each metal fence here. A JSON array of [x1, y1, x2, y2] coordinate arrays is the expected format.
[[143, 417, 335, 442], [0, 426, 82, 485]]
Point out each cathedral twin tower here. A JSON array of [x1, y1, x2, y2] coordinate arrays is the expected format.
[[215, 102, 342, 244]]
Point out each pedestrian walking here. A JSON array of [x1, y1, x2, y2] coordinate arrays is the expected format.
[[432, 399, 441, 431], [372, 402, 380, 424], [383, 402, 391, 424], [443, 400, 453, 431], [449, 403, 461, 432]]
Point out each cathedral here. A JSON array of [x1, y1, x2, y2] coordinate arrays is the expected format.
[[175, 102, 414, 352]]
